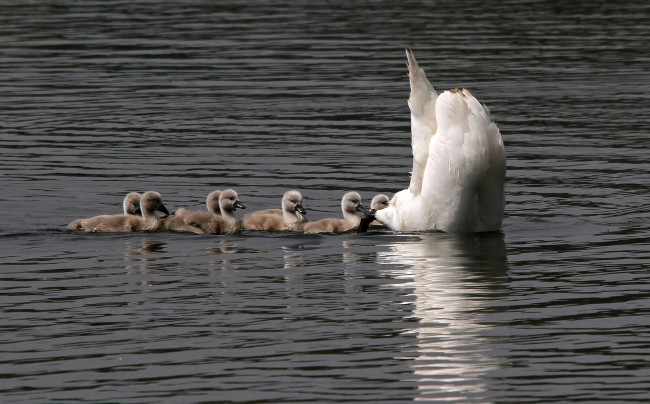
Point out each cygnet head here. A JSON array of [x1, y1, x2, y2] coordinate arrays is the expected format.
[[370, 194, 390, 211], [341, 191, 364, 215], [140, 191, 170, 219], [219, 189, 245, 215], [206, 190, 222, 215], [282, 190, 307, 215], [123, 192, 142, 216]]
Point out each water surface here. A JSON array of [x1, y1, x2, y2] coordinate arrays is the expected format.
[[1, 1, 649, 402]]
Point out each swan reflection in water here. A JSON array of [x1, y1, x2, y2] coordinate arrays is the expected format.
[[204, 239, 239, 271], [124, 238, 167, 275], [122, 238, 169, 306], [377, 232, 508, 401]]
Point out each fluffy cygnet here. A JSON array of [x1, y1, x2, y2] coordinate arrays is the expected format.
[[369, 193, 389, 227], [356, 194, 396, 233], [163, 190, 223, 233], [175, 189, 245, 235], [241, 190, 307, 232], [67, 192, 142, 231], [302, 192, 365, 234], [92, 191, 169, 232], [371, 194, 390, 210]]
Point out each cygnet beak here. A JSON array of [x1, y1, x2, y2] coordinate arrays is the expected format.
[[355, 203, 366, 213], [295, 203, 307, 215], [234, 200, 246, 210], [357, 208, 377, 234], [158, 204, 170, 217]]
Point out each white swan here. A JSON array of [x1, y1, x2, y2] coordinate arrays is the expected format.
[[374, 50, 506, 233]]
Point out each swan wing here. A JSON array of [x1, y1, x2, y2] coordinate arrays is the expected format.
[[406, 49, 438, 195], [420, 90, 505, 232], [463, 89, 506, 231]]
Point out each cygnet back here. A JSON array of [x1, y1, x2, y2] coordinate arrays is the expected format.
[[67, 192, 142, 231], [164, 189, 223, 233]]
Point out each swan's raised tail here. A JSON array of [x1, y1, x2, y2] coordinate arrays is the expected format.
[[376, 51, 505, 234], [406, 49, 438, 195]]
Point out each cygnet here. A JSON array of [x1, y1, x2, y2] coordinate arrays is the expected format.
[[91, 191, 169, 232], [302, 192, 364, 234], [67, 191, 142, 231], [163, 190, 223, 233], [369, 193, 389, 227], [241, 190, 307, 232], [178, 189, 245, 234]]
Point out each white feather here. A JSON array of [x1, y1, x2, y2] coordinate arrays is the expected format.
[[406, 49, 438, 195]]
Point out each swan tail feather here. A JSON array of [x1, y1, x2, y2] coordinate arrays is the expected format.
[[405, 49, 438, 194]]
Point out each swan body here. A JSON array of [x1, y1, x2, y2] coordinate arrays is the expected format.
[[375, 50, 505, 233], [241, 190, 307, 232], [303, 192, 364, 234]]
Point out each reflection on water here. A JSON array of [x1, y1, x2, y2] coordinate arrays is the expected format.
[[378, 232, 509, 402], [282, 243, 306, 299], [204, 239, 240, 270], [124, 238, 167, 275], [123, 238, 169, 306], [342, 239, 365, 294], [2, 0, 649, 400], [282, 243, 305, 270]]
